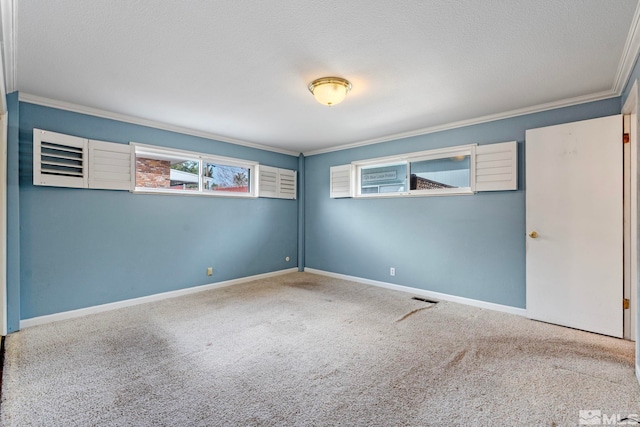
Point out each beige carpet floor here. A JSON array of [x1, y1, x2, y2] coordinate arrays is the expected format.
[[1, 272, 639, 426]]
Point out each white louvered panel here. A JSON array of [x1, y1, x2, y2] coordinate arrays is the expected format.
[[330, 164, 354, 198], [278, 169, 296, 199], [475, 141, 517, 192], [33, 128, 88, 188], [258, 165, 278, 198], [88, 140, 132, 190], [476, 166, 512, 176]]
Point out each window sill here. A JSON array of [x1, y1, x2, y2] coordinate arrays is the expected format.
[[132, 188, 258, 198], [354, 189, 475, 199]]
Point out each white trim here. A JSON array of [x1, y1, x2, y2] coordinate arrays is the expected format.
[[130, 142, 258, 167], [613, 1, 640, 95], [351, 144, 476, 167], [624, 115, 631, 339], [132, 141, 260, 168], [132, 188, 258, 198], [18, 93, 300, 157], [19, 90, 617, 160], [354, 189, 475, 199], [0, 0, 16, 94], [622, 80, 640, 385], [622, 81, 638, 344], [303, 90, 617, 156], [303, 268, 527, 317], [19, 268, 298, 329]]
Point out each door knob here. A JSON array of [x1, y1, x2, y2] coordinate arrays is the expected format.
[[528, 231, 538, 239]]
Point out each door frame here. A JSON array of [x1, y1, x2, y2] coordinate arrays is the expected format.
[[623, 113, 636, 342], [622, 79, 639, 381]]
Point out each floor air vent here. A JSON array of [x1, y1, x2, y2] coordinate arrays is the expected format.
[[412, 297, 439, 304]]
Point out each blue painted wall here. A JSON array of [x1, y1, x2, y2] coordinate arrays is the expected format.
[[18, 102, 299, 319], [7, 82, 629, 323], [297, 154, 305, 272], [7, 92, 20, 332], [304, 98, 622, 309]]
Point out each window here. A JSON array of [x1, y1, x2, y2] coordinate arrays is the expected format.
[[330, 141, 517, 199], [203, 162, 250, 194], [359, 163, 407, 195], [132, 143, 257, 197], [135, 152, 200, 192], [409, 153, 472, 194], [354, 145, 475, 197]]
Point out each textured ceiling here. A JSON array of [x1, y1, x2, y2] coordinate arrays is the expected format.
[[15, 0, 640, 155]]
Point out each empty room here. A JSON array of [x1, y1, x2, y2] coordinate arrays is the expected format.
[[2, 0, 640, 425]]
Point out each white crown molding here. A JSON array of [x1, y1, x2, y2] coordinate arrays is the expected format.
[[20, 267, 299, 328], [613, 0, 640, 95], [304, 268, 527, 317], [18, 93, 301, 157], [0, 0, 16, 94], [303, 89, 618, 156]]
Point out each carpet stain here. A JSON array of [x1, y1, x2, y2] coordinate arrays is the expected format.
[[444, 349, 468, 369], [286, 281, 321, 291], [395, 305, 435, 322], [481, 336, 634, 365]]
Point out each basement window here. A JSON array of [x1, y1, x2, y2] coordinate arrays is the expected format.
[[132, 143, 257, 197], [354, 145, 475, 197]]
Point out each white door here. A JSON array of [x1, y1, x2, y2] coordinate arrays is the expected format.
[[526, 115, 623, 338]]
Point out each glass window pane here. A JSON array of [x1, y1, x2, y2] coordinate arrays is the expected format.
[[203, 163, 250, 193], [135, 155, 200, 191], [409, 155, 470, 190], [360, 163, 406, 194]]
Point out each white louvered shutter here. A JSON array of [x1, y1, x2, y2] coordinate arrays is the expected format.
[[474, 141, 518, 192], [33, 128, 88, 188], [258, 165, 278, 198], [278, 168, 296, 199], [259, 166, 296, 199], [330, 164, 354, 198], [88, 140, 132, 190]]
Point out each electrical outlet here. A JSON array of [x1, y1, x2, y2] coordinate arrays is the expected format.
[[390, 267, 396, 276], [207, 267, 213, 276]]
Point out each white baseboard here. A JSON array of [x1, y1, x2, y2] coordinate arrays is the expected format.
[[20, 268, 299, 329], [304, 268, 527, 317]]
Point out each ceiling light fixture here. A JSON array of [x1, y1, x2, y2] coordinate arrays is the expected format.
[[308, 77, 352, 106]]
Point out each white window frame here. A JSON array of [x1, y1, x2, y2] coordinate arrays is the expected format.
[[353, 144, 476, 198], [131, 142, 258, 198]]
